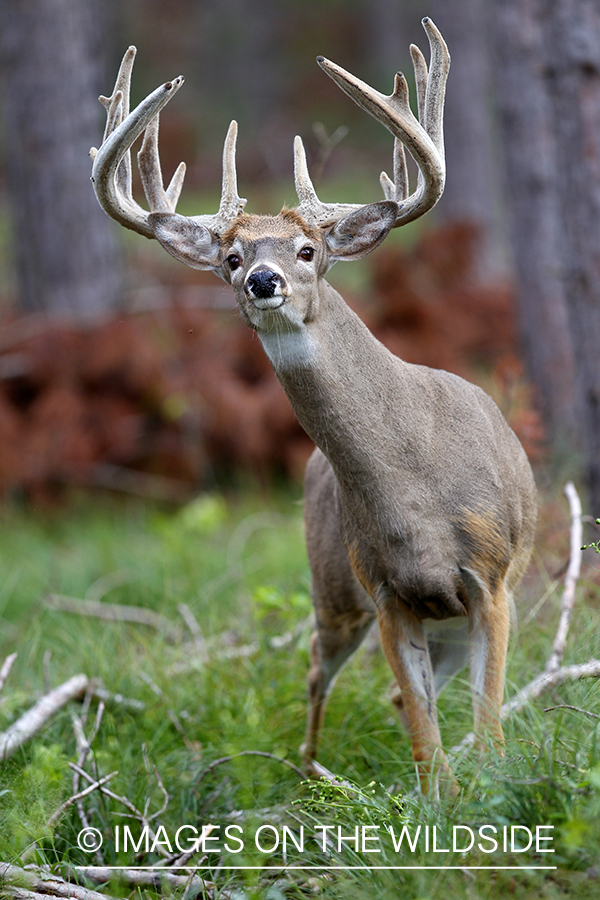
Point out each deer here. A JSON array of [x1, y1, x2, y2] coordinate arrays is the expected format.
[[90, 19, 537, 795]]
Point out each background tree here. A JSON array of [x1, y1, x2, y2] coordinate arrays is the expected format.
[[0, 0, 121, 317], [493, 0, 600, 507]]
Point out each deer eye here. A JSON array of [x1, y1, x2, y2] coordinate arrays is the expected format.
[[227, 253, 242, 271], [298, 246, 315, 262]]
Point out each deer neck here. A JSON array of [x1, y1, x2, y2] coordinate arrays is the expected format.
[[258, 280, 406, 492]]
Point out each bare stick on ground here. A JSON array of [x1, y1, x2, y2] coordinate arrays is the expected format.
[[45, 594, 175, 635], [0, 674, 89, 761], [546, 481, 583, 673], [0, 653, 18, 695], [48, 771, 118, 827], [194, 749, 306, 786]]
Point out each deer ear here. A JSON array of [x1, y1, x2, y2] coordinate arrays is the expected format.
[[149, 213, 222, 270], [325, 200, 398, 262]]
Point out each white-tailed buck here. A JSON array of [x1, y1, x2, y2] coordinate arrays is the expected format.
[[91, 19, 537, 794]]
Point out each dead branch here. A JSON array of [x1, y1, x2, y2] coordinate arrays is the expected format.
[[87, 685, 145, 713], [60, 865, 224, 896], [0, 652, 17, 695], [70, 701, 106, 864], [45, 593, 176, 636], [194, 749, 306, 786], [49, 770, 118, 827], [546, 481, 583, 673], [544, 704, 600, 719], [303, 759, 355, 789], [0, 864, 111, 900], [85, 569, 139, 604], [68, 763, 171, 859], [0, 674, 89, 761], [177, 601, 208, 660]]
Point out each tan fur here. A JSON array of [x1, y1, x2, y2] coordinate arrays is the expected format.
[[92, 33, 535, 796]]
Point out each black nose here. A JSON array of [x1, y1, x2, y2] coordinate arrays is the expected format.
[[246, 268, 280, 300]]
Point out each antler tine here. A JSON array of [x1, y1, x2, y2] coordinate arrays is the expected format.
[[296, 17, 450, 229], [92, 78, 184, 237], [294, 134, 358, 227], [98, 46, 137, 199], [410, 43, 428, 125], [421, 17, 448, 160], [210, 120, 247, 234], [137, 113, 187, 214], [92, 49, 248, 240]]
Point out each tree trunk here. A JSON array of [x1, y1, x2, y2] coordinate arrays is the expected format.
[[492, 0, 578, 447], [541, 0, 600, 510], [1, 0, 121, 318]]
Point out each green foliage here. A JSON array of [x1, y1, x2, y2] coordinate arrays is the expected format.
[[0, 488, 599, 898]]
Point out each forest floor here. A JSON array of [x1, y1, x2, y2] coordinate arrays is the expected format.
[[1, 476, 600, 899]]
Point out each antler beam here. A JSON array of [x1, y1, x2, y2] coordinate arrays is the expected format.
[[90, 46, 246, 240], [294, 17, 450, 229]]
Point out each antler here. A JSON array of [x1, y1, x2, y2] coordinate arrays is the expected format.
[[90, 46, 246, 239], [294, 17, 449, 229]]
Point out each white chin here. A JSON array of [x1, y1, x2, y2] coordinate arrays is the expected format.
[[251, 295, 286, 311]]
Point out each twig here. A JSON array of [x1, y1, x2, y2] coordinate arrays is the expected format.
[[450, 659, 600, 758], [43, 651, 52, 695], [85, 569, 139, 604], [0, 674, 89, 761], [0, 653, 17, 695], [71, 701, 106, 863], [546, 481, 582, 673], [177, 602, 208, 661], [194, 749, 306, 786], [137, 671, 191, 743], [0, 864, 111, 900], [49, 771, 118, 827], [69, 763, 171, 859], [87, 685, 145, 713], [60, 865, 224, 896], [304, 759, 354, 788], [45, 593, 176, 636], [544, 704, 600, 719]]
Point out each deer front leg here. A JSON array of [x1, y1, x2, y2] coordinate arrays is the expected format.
[[376, 602, 457, 797]]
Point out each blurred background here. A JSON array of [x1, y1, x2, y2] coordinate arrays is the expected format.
[[0, 0, 598, 509]]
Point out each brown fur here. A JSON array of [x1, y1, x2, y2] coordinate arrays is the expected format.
[[221, 208, 321, 246]]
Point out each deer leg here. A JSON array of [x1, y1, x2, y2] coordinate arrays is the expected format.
[[466, 574, 510, 749], [376, 603, 457, 796], [302, 611, 375, 768], [391, 620, 469, 729]]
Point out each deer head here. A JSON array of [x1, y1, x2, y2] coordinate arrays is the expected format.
[[90, 18, 449, 342]]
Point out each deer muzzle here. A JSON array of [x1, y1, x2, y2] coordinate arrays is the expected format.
[[245, 266, 287, 309]]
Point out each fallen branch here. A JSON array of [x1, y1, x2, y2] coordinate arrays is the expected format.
[[45, 594, 176, 636], [0, 674, 89, 761], [500, 659, 600, 719], [68, 763, 171, 859], [544, 704, 600, 719], [61, 865, 224, 896], [546, 481, 582, 673], [194, 749, 306, 786], [0, 864, 111, 900], [48, 770, 118, 827], [0, 653, 17, 695]]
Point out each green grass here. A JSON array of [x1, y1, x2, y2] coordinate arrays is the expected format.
[[1, 485, 600, 899]]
